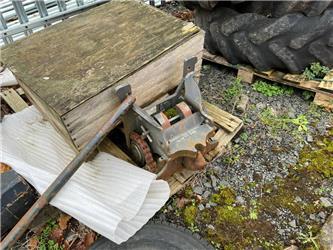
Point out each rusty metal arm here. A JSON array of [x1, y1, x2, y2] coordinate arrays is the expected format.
[[1, 94, 135, 249]]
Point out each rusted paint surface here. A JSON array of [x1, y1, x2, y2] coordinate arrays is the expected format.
[[0, 163, 11, 173]]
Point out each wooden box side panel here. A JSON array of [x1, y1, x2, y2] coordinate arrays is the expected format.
[[63, 31, 205, 150], [18, 81, 77, 151]]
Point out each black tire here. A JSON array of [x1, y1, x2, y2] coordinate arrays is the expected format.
[[1, 170, 38, 239], [89, 222, 213, 250], [234, 1, 333, 18], [195, 6, 333, 73]]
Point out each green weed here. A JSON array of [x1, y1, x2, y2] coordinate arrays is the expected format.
[[240, 132, 249, 142], [38, 219, 63, 250], [302, 91, 314, 100], [303, 62, 330, 80], [249, 209, 258, 220], [224, 78, 242, 102], [253, 80, 294, 97], [164, 107, 178, 119], [259, 108, 308, 134], [188, 223, 200, 233], [297, 227, 319, 250]]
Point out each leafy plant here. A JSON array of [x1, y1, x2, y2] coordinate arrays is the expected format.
[[223, 147, 244, 165], [297, 228, 319, 250], [211, 241, 221, 249], [240, 132, 249, 142], [290, 114, 308, 132], [224, 78, 243, 102], [249, 209, 258, 220], [38, 219, 63, 250], [188, 223, 199, 233], [303, 62, 330, 80], [302, 90, 314, 100], [249, 200, 259, 220], [253, 80, 294, 97]]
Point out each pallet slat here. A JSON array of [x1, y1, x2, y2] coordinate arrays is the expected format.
[[204, 101, 242, 132], [0, 88, 28, 112], [318, 70, 333, 92]]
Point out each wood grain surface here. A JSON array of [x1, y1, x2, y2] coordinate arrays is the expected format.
[[2, 0, 200, 116]]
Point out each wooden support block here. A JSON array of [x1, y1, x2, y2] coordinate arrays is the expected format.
[[16, 87, 25, 96], [0, 89, 28, 112], [283, 73, 303, 84], [237, 68, 254, 83], [314, 93, 333, 110], [98, 138, 135, 164], [318, 70, 333, 92]]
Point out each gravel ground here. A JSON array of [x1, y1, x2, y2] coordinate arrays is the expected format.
[[155, 62, 333, 249]]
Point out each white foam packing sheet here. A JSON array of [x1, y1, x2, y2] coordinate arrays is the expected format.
[[0, 68, 18, 87], [0, 106, 170, 244]]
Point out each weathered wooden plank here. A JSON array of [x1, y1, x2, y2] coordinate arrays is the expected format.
[[0, 89, 28, 112], [98, 138, 135, 164], [314, 93, 333, 110], [169, 169, 196, 196], [204, 101, 242, 133], [2, 1, 200, 116], [237, 68, 254, 84], [16, 87, 25, 96], [318, 70, 333, 92], [283, 73, 303, 84]]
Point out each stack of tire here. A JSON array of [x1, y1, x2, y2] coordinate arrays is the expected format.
[[186, 1, 333, 73]]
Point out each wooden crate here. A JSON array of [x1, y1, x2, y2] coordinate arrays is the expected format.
[[1, 0, 204, 152], [203, 50, 333, 110]]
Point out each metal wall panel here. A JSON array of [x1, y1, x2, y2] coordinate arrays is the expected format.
[[0, 0, 166, 46]]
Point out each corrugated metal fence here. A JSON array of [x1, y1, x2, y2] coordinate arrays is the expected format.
[[0, 0, 166, 46]]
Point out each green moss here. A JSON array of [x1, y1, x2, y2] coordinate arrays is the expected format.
[[164, 107, 178, 119], [223, 77, 242, 102], [183, 204, 197, 226], [210, 187, 236, 205], [259, 184, 302, 215], [298, 131, 333, 178], [198, 210, 212, 224], [183, 186, 194, 199], [215, 206, 244, 225]]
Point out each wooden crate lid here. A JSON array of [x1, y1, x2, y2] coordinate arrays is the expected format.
[[2, 0, 199, 116]]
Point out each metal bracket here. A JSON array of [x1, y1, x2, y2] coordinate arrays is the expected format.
[[183, 57, 197, 78], [115, 84, 131, 101]]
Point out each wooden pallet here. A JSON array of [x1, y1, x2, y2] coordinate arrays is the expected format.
[[1, 87, 242, 196], [203, 50, 333, 110]]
